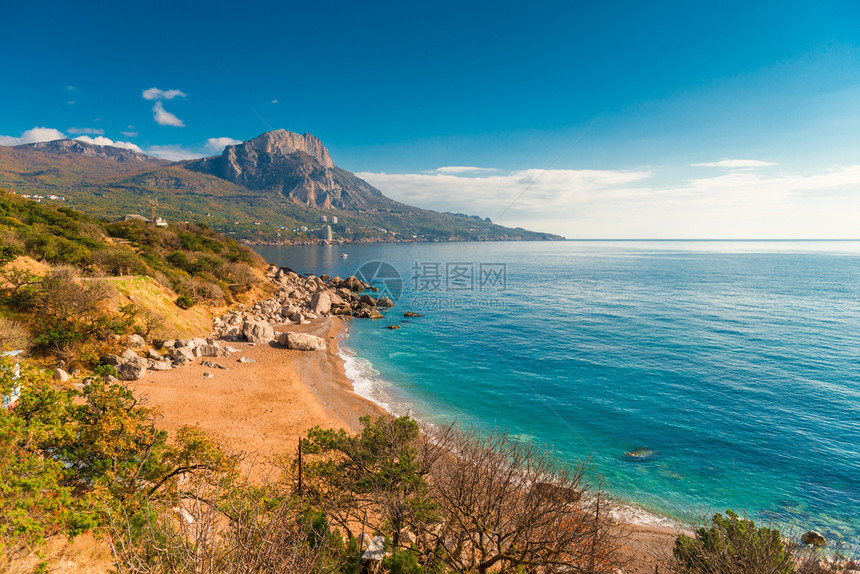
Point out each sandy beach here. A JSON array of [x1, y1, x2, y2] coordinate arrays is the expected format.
[[134, 317, 385, 475], [134, 314, 680, 573]]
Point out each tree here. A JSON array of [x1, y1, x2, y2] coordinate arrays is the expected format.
[[426, 427, 621, 574], [670, 510, 793, 574], [300, 415, 445, 547]]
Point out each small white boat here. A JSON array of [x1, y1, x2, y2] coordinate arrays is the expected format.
[[340, 253, 349, 259]]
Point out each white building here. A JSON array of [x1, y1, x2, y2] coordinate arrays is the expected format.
[[1, 350, 22, 410]]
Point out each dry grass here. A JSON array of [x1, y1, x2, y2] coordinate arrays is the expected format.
[[1, 532, 114, 574]]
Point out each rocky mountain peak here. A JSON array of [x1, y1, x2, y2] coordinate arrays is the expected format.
[[231, 130, 334, 168], [184, 129, 388, 211], [24, 139, 164, 164]]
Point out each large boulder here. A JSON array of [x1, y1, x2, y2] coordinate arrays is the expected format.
[[343, 276, 365, 292], [330, 303, 353, 316], [310, 290, 332, 315], [377, 296, 395, 308], [168, 347, 195, 362], [243, 319, 274, 343], [194, 344, 225, 358], [121, 349, 139, 361], [359, 294, 377, 307], [801, 530, 827, 547], [127, 334, 146, 347], [277, 332, 326, 351], [148, 359, 173, 371], [118, 357, 148, 381], [53, 368, 70, 382], [355, 306, 383, 319]]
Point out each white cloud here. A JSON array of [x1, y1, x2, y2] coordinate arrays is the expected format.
[[271, 99, 279, 104], [0, 127, 67, 146], [205, 137, 242, 153], [152, 101, 185, 127], [142, 87, 187, 100], [67, 127, 105, 135], [356, 163, 860, 238], [691, 159, 777, 168], [74, 135, 142, 152], [433, 166, 498, 174], [146, 145, 203, 161], [356, 168, 653, 221], [120, 131, 138, 138]]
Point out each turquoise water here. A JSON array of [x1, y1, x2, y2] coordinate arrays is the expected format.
[[255, 241, 860, 542]]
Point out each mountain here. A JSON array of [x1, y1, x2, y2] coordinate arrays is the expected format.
[[185, 130, 389, 211], [0, 132, 563, 243], [26, 139, 168, 165]]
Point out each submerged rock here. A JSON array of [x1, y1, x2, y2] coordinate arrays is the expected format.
[[403, 311, 423, 317], [386, 325, 401, 330], [624, 447, 656, 460]]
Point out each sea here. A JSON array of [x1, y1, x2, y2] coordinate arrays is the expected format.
[[255, 240, 860, 544]]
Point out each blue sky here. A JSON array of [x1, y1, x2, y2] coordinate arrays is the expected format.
[[3, 1, 860, 238]]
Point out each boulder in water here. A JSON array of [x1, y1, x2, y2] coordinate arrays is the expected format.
[[624, 447, 656, 460]]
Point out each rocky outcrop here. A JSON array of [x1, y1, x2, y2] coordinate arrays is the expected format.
[[213, 268, 392, 341], [278, 332, 325, 351], [310, 290, 332, 315], [101, 338, 242, 380], [25, 138, 167, 164], [184, 130, 391, 211]]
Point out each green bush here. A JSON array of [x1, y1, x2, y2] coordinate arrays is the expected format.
[[383, 548, 425, 574], [175, 295, 195, 310], [672, 510, 793, 574]]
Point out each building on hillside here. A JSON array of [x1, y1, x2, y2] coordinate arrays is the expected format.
[[330, 216, 338, 224], [116, 214, 168, 227], [118, 214, 150, 223], [1, 350, 22, 410], [320, 215, 329, 223]]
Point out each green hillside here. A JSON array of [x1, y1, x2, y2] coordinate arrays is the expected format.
[[0, 141, 563, 243]]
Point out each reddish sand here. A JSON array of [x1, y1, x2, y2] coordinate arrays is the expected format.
[[134, 317, 384, 475]]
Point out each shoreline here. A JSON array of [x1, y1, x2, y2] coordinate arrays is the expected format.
[[333, 320, 684, 573], [136, 313, 681, 572], [134, 316, 384, 479]]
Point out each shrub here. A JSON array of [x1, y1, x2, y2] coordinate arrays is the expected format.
[[92, 247, 147, 276], [383, 548, 425, 574], [175, 295, 195, 310], [671, 510, 793, 574], [0, 316, 29, 351]]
